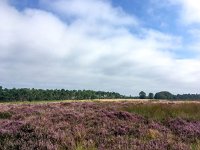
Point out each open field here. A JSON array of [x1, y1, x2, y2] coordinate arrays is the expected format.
[[1, 99, 200, 104], [0, 100, 200, 150]]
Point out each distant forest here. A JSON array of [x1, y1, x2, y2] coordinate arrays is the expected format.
[[0, 86, 200, 102], [0, 86, 126, 101], [139, 91, 200, 100]]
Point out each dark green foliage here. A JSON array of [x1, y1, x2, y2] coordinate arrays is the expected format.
[[0, 112, 12, 119], [154, 91, 174, 100], [0, 86, 126, 102], [139, 91, 146, 99], [176, 94, 200, 100], [148, 93, 154, 99], [154, 91, 200, 100], [1, 85, 200, 102]]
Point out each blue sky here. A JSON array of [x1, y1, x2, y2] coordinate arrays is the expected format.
[[1, 0, 200, 95], [10, 0, 197, 58], [10, 0, 183, 32], [12, 0, 180, 33]]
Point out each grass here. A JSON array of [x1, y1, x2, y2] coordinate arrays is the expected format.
[[0, 99, 146, 104], [191, 140, 200, 150], [75, 142, 96, 150], [0, 112, 12, 119], [120, 102, 200, 121]]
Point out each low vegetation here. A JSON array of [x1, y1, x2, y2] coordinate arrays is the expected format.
[[0, 112, 12, 119], [120, 102, 200, 121], [0, 101, 199, 149]]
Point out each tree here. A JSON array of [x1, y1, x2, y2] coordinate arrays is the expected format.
[[139, 91, 146, 99], [0, 86, 3, 101], [148, 93, 154, 99], [154, 91, 174, 100]]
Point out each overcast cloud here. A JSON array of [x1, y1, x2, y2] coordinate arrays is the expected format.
[[0, 0, 200, 95]]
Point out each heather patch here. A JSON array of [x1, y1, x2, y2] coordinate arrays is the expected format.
[[166, 118, 200, 142], [0, 102, 198, 149]]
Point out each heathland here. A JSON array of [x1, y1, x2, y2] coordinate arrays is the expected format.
[[0, 100, 200, 150]]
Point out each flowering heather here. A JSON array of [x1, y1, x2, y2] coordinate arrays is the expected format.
[[166, 118, 200, 142], [0, 101, 199, 149]]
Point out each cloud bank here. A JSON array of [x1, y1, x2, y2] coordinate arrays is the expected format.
[[0, 0, 200, 95], [168, 0, 200, 24]]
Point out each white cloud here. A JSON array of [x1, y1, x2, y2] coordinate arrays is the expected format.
[[168, 0, 200, 24], [0, 0, 200, 95], [40, 0, 138, 26]]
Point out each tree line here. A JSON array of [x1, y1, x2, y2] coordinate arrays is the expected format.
[[0, 86, 200, 102], [139, 91, 200, 100], [0, 86, 126, 102]]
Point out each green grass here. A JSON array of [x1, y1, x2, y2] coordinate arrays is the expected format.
[[75, 143, 96, 150], [0, 112, 12, 119], [121, 103, 200, 121], [191, 140, 200, 150]]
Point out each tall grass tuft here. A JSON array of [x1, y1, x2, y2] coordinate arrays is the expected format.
[[121, 103, 200, 121]]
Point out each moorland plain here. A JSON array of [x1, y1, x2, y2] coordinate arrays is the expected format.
[[0, 100, 199, 150]]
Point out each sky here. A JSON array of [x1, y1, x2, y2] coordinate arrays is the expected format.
[[1, 0, 200, 96]]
